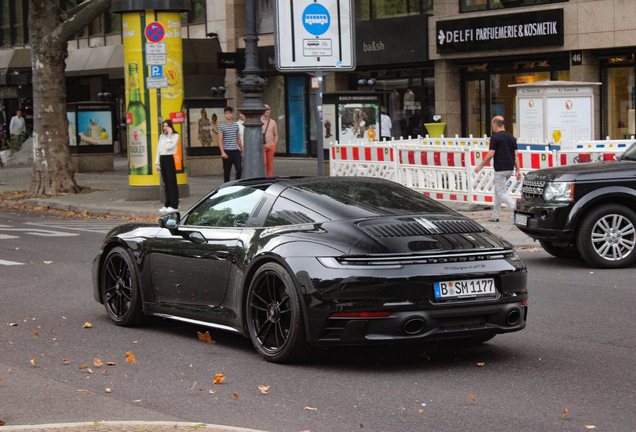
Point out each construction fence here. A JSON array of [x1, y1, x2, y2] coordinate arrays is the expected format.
[[329, 135, 636, 205]]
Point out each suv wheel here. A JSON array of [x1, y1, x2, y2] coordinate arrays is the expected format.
[[539, 240, 581, 259], [577, 204, 636, 268]]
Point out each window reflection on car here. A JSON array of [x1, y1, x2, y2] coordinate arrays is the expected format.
[[185, 186, 264, 228]]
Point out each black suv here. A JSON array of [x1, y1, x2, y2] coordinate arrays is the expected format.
[[514, 143, 636, 268]]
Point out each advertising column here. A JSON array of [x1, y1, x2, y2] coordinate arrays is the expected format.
[[116, 1, 189, 200]]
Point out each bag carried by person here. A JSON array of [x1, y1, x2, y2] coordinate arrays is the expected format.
[[262, 119, 271, 145]]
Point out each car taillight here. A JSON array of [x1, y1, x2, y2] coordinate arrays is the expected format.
[[330, 312, 392, 318], [522, 300, 528, 306]]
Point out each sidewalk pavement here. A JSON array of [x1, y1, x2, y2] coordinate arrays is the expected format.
[[0, 155, 536, 248], [0, 421, 267, 432]]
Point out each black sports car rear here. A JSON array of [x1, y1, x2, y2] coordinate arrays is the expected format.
[[92, 176, 528, 363]]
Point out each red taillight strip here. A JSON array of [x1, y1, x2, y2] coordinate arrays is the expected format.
[[330, 311, 392, 318]]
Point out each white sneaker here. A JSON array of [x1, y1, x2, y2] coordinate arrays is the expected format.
[[164, 207, 178, 213], [158, 207, 168, 212]]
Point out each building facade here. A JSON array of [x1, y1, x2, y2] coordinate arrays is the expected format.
[[1, 0, 635, 162]]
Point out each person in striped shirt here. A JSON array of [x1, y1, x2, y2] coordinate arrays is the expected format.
[[218, 106, 243, 182]]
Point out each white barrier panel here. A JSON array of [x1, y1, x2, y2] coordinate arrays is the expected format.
[[329, 138, 635, 206]]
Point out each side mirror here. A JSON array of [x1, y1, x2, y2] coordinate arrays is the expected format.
[[159, 212, 181, 230]]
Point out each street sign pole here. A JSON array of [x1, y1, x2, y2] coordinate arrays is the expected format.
[[315, 71, 324, 176], [275, 0, 355, 177]]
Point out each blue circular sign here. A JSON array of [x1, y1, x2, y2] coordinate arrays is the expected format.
[[302, 3, 330, 36]]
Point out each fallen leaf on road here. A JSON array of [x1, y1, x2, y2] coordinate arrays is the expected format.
[[106, 362, 116, 366], [105, 388, 111, 393], [79, 365, 88, 370], [125, 351, 136, 364], [62, 359, 69, 365], [476, 362, 485, 367], [564, 409, 568, 419], [34, 332, 39, 337], [103, 369, 108, 374], [77, 389, 93, 397], [8, 323, 17, 326], [419, 409, 424, 414], [94, 358, 103, 367], [197, 331, 216, 345], [469, 394, 476, 402], [191, 381, 198, 390], [87, 368, 93, 374], [43, 261, 52, 264], [214, 374, 225, 385], [82, 322, 92, 328], [30, 359, 36, 366], [305, 407, 318, 411], [258, 385, 270, 394], [133, 340, 141, 343], [134, 399, 142, 402], [585, 426, 596, 429], [232, 393, 239, 401]]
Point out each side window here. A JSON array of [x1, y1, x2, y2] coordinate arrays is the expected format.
[[265, 197, 329, 227], [185, 186, 264, 228]]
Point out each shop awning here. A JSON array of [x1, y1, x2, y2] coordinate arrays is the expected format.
[[65, 45, 124, 79], [0, 48, 32, 86]]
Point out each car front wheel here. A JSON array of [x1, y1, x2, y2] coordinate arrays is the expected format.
[[246, 262, 307, 363], [577, 204, 636, 269], [101, 246, 144, 326]]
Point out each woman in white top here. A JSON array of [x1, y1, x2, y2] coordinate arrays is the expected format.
[[154, 120, 179, 212]]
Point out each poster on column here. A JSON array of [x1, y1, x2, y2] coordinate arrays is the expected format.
[[122, 11, 186, 186], [518, 98, 544, 142], [547, 97, 592, 150]]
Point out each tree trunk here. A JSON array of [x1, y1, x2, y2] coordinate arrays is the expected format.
[[28, 0, 79, 196], [26, 0, 112, 197]]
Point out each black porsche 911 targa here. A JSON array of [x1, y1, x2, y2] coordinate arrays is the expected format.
[[93, 176, 528, 363]]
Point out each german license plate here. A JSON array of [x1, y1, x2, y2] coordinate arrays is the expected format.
[[434, 278, 496, 300], [514, 213, 528, 226]]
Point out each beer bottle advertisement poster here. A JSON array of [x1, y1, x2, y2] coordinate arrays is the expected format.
[[123, 11, 186, 186]]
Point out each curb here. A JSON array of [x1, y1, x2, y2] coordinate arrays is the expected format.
[[0, 421, 268, 432]]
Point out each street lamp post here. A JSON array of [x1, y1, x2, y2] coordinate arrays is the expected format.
[[236, 0, 268, 179]]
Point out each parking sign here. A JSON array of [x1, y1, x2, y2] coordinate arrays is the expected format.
[[150, 65, 163, 78], [275, 0, 355, 71]]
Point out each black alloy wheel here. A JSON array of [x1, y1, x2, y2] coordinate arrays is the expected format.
[[246, 262, 307, 363], [539, 240, 581, 259], [577, 204, 636, 269], [101, 246, 144, 326]]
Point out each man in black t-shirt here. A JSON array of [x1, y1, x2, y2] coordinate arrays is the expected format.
[[474, 116, 522, 222]]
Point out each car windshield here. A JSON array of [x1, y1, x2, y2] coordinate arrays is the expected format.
[[619, 141, 636, 160], [282, 178, 451, 220]]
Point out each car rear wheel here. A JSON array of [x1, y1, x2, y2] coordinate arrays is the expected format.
[[539, 240, 581, 259], [577, 204, 636, 269], [101, 246, 144, 326], [246, 262, 307, 363]]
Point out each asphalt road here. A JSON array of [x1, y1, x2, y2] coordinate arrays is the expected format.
[[1, 207, 635, 431]]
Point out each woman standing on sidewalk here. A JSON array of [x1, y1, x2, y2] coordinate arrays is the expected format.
[[155, 120, 179, 213]]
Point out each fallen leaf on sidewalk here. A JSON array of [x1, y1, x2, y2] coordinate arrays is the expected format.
[[79, 365, 88, 370], [469, 394, 476, 402], [30, 359, 36, 366], [563, 409, 568, 419], [258, 385, 270, 394], [94, 358, 103, 367], [43, 261, 52, 264], [232, 393, 239, 401], [82, 322, 92, 328], [125, 351, 136, 364], [105, 388, 111, 393], [305, 407, 318, 411]]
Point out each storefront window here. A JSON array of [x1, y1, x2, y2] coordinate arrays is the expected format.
[[460, 0, 567, 13], [356, 0, 433, 21], [604, 64, 635, 140], [355, 69, 434, 139], [462, 58, 569, 137]]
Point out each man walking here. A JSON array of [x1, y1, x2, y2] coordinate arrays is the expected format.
[[218, 106, 243, 182], [474, 116, 522, 222], [9, 110, 26, 139]]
